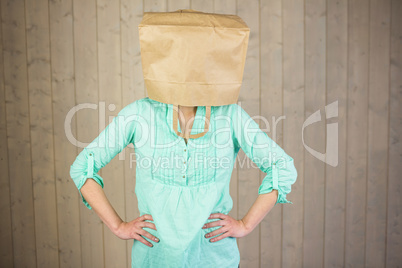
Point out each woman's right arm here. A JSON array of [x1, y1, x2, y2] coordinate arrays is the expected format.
[[69, 100, 159, 247], [80, 178, 159, 247]]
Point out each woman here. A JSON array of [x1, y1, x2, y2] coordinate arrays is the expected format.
[[70, 9, 298, 268], [69, 97, 297, 267]]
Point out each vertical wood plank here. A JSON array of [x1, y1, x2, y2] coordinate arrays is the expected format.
[[366, 0, 391, 267], [49, 0, 83, 267], [346, 0, 370, 266], [345, 0, 369, 267], [259, 0, 283, 266], [282, 0, 305, 267], [386, 0, 402, 266], [0, 2, 13, 266], [120, 0, 145, 266], [325, 0, 348, 267], [72, 0, 104, 267], [303, 0, 326, 267], [97, 0, 126, 266], [1, 0, 37, 266], [236, 0, 260, 267], [25, 0, 59, 266]]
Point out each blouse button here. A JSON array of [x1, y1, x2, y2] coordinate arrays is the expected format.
[[89, 153, 92, 156], [183, 161, 186, 164], [183, 175, 185, 178], [184, 149, 187, 152]]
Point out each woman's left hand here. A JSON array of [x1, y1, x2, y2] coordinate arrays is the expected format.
[[202, 213, 251, 243]]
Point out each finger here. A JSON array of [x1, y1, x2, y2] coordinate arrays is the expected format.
[[202, 219, 226, 229], [138, 229, 160, 243], [209, 213, 228, 220], [138, 221, 157, 231], [205, 226, 229, 239], [142, 214, 154, 222], [209, 231, 231, 243], [133, 234, 154, 247]]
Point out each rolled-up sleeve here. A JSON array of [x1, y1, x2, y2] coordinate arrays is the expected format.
[[69, 101, 139, 210], [231, 103, 298, 205]]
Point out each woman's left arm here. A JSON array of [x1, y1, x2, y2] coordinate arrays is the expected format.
[[205, 189, 278, 241], [204, 103, 298, 241], [240, 188, 278, 233]]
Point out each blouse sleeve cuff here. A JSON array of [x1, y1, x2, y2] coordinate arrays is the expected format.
[[258, 163, 294, 205], [258, 184, 293, 205]]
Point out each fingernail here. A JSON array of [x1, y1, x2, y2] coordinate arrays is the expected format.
[[203, 224, 206, 228], [154, 237, 159, 242]]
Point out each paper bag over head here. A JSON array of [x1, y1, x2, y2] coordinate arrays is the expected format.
[[138, 9, 250, 139]]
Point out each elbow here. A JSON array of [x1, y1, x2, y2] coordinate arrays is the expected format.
[[69, 163, 84, 190], [69, 163, 76, 179], [69, 154, 88, 189]]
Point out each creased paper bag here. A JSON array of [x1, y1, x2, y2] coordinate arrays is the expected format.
[[138, 9, 250, 138]]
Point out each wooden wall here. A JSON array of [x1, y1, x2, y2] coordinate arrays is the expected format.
[[0, 0, 401, 267]]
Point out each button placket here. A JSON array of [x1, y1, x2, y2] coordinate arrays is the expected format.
[[182, 146, 188, 184]]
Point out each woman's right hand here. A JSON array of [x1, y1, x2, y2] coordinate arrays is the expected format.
[[115, 214, 160, 247]]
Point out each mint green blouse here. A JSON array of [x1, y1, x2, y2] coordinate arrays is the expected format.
[[69, 97, 298, 268]]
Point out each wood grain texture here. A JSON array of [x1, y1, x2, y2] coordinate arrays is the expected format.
[[72, 0, 104, 267], [97, 0, 127, 266], [49, 0, 82, 267], [366, 0, 391, 267], [325, 0, 348, 267], [345, 0, 369, 267], [303, 0, 327, 267], [1, 0, 37, 266], [0, 1, 13, 266], [386, 0, 402, 266], [25, 0, 59, 266], [282, 0, 305, 267], [259, 0, 283, 267]]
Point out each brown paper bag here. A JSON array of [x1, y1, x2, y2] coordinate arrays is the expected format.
[[138, 9, 250, 138]]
